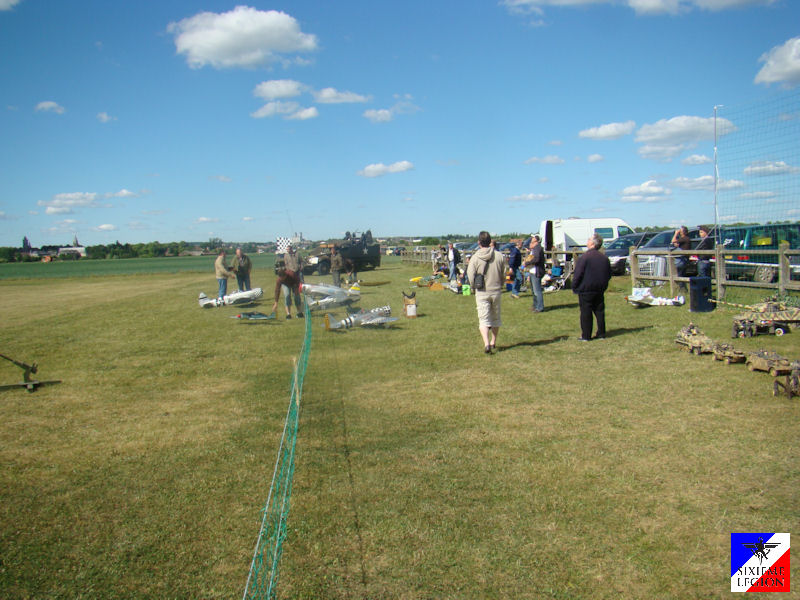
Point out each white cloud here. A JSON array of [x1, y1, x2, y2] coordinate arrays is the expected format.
[[739, 190, 776, 200], [671, 175, 742, 191], [681, 154, 712, 165], [587, 154, 604, 163], [242, 216, 255, 221], [35, 101, 65, 114], [286, 106, 318, 120], [548, 140, 563, 146], [210, 175, 232, 183], [502, 0, 776, 18], [507, 193, 554, 203], [0, 0, 22, 10], [363, 96, 420, 123], [195, 217, 219, 224], [755, 36, 800, 88], [523, 155, 565, 165], [579, 120, 635, 140], [106, 189, 137, 198], [38, 192, 105, 215], [364, 108, 393, 123], [250, 100, 315, 120], [0, 210, 8, 219], [635, 115, 735, 161], [97, 112, 116, 123], [743, 160, 800, 176], [253, 79, 305, 100], [93, 224, 117, 232], [620, 179, 672, 202], [168, 7, 318, 69], [357, 161, 414, 178], [312, 87, 369, 104]]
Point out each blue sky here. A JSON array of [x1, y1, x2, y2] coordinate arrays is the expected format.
[[1, 0, 799, 247]]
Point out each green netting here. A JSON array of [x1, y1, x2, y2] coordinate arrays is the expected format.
[[243, 296, 312, 600]]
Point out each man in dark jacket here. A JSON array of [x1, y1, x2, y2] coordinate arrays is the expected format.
[[572, 233, 611, 341], [508, 240, 523, 298]]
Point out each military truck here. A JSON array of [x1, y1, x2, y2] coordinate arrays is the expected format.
[[303, 230, 381, 276]]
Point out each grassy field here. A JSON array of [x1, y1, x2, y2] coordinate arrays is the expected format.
[[1, 256, 798, 599]]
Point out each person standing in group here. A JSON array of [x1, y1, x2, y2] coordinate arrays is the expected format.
[[231, 247, 252, 292], [270, 262, 304, 319], [446, 242, 461, 282], [281, 244, 304, 318], [695, 225, 713, 278], [214, 248, 233, 300], [525, 235, 546, 312], [572, 233, 611, 341], [508, 240, 524, 299], [671, 226, 691, 278], [330, 245, 344, 287], [466, 231, 508, 354]]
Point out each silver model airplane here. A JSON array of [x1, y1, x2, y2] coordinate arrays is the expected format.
[[323, 305, 398, 330], [198, 288, 264, 308], [625, 287, 685, 308], [300, 282, 361, 311]]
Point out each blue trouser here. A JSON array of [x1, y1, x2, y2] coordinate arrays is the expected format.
[[282, 284, 302, 310], [217, 278, 228, 299], [511, 267, 524, 294], [236, 273, 251, 292], [697, 260, 711, 278], [449, 261, 457, 281], [530, 274, 544, 311]]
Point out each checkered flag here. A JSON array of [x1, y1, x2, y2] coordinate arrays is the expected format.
[[276, 236, 291, 254]]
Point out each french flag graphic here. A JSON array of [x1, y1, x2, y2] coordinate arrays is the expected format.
[[731, 533, 790, 592]]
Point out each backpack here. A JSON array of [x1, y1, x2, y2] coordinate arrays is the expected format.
[[472, 252, 493, 291]]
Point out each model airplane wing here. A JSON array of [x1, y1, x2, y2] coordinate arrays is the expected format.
[[230, 311, 275, 321]]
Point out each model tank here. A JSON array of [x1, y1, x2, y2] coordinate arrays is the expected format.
[[675, 323, 715, 355], [712, 342, 747, 364], [731, 299, 800, 338], [772, 360, 800, 399], [746, 350, 792, 376]]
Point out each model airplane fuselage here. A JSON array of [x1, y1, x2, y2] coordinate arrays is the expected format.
[[199, 288, 264, 308], [324, 305, 398, 330], [300, 282, 361, 311]]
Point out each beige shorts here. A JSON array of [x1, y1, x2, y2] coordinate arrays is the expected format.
[[475, 290, 502, 328]]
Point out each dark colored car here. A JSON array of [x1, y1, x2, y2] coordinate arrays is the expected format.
[[604, 231, 659, 275]]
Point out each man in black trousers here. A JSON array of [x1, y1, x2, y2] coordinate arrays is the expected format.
[[572, 233, 611, 341]]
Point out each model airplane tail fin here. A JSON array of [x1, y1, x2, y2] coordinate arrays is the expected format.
[[348, 282, 360, 293], [324, 314, 335, 331], [199, 292, 208, 299]]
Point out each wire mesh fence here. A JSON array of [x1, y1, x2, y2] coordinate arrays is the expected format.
[[243, 296, 311, 600]]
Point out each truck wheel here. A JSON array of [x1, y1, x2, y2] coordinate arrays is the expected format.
[[774, 326, 785, 337], [753, 266, 775, 283], [318, 261, 330, 276]]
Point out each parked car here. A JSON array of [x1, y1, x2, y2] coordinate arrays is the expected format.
[[719, 223, 800, 282], [635, 228, 712, 278], [604, 231, 660, 275]]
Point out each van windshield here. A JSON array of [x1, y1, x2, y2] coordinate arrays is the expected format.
[[594, 227, 613, 239]]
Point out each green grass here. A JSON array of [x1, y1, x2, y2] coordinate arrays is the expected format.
[[0, 254, 277, 280], [1, 257, 798, 599]]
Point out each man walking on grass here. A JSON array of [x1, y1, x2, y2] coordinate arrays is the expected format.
[[466, 231, 507, 354]]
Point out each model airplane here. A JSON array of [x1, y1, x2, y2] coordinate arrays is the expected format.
[[230, 312, 276, 321], [300, 282, 361, 311], [323, 305, 398, 330], [626, 287, 684, 307], [198, 288, 264, 308]]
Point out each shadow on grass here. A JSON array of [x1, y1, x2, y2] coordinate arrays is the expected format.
[[540, 302, 579, 311], [604, 325, 653, 338], [496, 335, 569, 351]]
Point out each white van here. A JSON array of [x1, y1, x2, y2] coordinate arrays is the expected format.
[[540, 218, 635, 252]]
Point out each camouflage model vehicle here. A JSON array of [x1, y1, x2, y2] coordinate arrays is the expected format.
[[731, 299, 800, 338], [675, 323, 715, 355], [746, 350, 792, 376], [712, 342, 747, 364], [772, 360, 800, 399], [303, 230, 381, 276]]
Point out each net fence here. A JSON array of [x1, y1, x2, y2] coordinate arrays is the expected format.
[[243, 296, 311, 600], [715, 88, 800, 301]]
